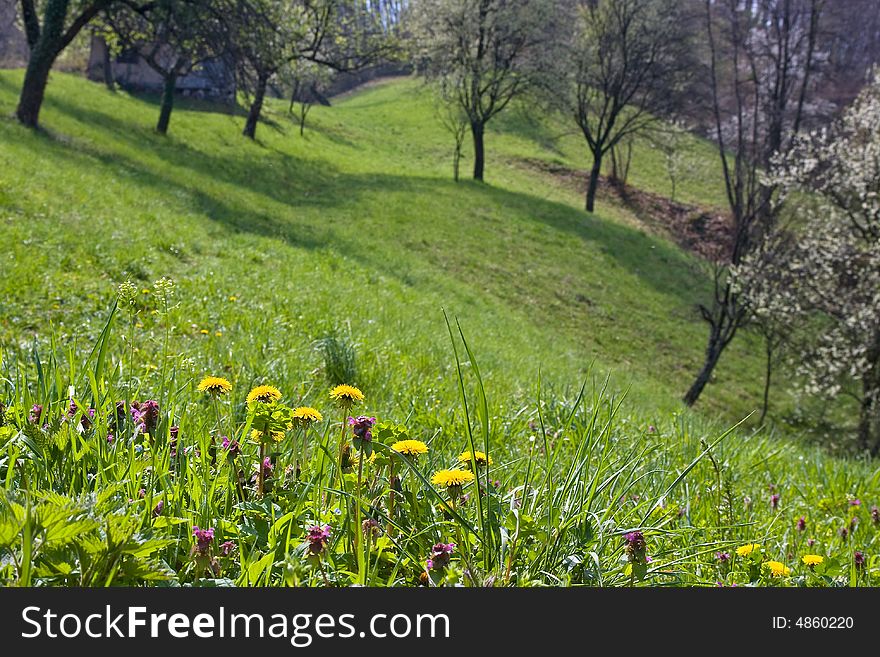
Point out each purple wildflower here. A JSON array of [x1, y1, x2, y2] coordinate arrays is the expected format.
[[426, 543, 455, 571], [850, 499, 862, 507], [770, 493, 780, 510], [854, 551, 866, 570], [192, 526, 215, 556], [348, 415, 376, 442], [29, 404, 43, 425], [221, 436, 241, 458], [362, 518, 380, 543], [796, 516, 806, 532], [107, 433, 115, 444], [716, 552, 731, 563], [307, 525, 331, 555], [839, 526, 849, 540], [152, 500, 164, 517], [130, 400, 160, 436], [624, 531, 647, 564], [219, 540, 235, 556], [807, 538, 816, 548], [872, 505, 880, 526]]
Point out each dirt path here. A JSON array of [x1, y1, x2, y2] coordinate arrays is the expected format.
[[517, 157, 733, 263]]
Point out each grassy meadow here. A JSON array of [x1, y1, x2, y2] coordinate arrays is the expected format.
[[0, 70, 877, 587]]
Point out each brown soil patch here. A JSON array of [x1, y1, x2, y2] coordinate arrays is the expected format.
[[518, 157, 733, 263]]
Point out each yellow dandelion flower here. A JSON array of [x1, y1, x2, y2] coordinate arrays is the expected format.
[[197, 376, 232, 396], [292, 406, 323, 425], [215, 331, 223, 337], [247, 385, 282, 405], [458, 450, 493, 467], [802, 554, 824, 567], [250, 428, 285, 443], [431, 469, 475, 487], [392, 439, 429, 457], [764, 560, 791, 577], [736, 543, 761, 557], [200, 329, 209, 335], [329, 384, 364, 405]]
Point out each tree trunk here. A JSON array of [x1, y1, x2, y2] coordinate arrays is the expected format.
[[299, 104, 310, 136], [471, 121, 485, 182], [156, 72, 177, 135], [15, 0, 71, 128], [586, 152, 603, 213], [759, 337, 773, 425], [243, 73, 268, 140], [102, 41, 115, 91], [858, 381, 878, 455], [859, 332, 880, 455], [683, 328, 723, 406], [16, 53, 54, 128]]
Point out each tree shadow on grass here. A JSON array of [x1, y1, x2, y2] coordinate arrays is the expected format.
[[6, 83, 708, 311]]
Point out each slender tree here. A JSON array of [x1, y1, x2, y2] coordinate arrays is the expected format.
[[683, 0, 824, 406], [227, 0, 395, 140], [567, 0, 694, 212], [411, 0, 560, 182], [102, 0, 228, 134], [15, 0, 123, 127]]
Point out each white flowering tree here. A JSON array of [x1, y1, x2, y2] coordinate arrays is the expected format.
[[735, 77, 880, 453]]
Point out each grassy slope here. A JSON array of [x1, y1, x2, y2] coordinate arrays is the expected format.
[[0, 71, 772, 428], [3, 71, 880, 588]]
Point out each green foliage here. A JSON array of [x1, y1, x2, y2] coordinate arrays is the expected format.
[[0, 72, 875, 587], [314, 333, 358, 387]]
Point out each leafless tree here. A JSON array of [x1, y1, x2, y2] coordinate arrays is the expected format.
[[683, 0, 824, 407]]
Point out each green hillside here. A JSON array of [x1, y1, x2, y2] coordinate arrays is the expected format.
[[1, 71, 877, 588], [0, 71, 763, 423]]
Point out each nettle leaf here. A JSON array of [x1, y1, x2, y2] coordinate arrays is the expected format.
[[43, 518, 101, 546], [122, 537, 176, 558], [118, 557, 175, 582], [153, 516, 188, 528], [0, 513, 22, 548], [106, 515, 139, 545], [79, 534, 107, 557], [34, 560, 74, 578]]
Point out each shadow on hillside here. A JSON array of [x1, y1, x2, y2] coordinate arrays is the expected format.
[[491, 106, 571, 158], [6, 89, 707, 308]]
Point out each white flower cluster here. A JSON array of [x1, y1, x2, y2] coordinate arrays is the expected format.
[[735, 75, 880, 444]]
